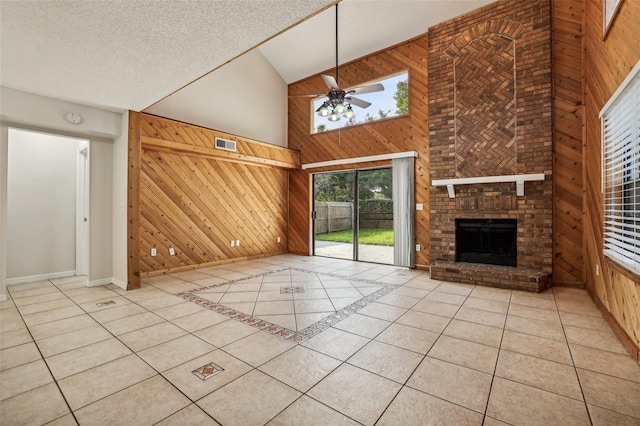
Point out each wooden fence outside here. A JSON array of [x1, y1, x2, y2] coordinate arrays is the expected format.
[[314, 200, 394, 234], [314, 202, 353, 234]]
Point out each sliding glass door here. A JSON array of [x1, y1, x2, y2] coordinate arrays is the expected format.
[[357, 169, 393, 264], [313, 168, 394, 265], [313, 171, 355, 260]]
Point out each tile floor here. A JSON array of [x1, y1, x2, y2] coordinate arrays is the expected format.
[[1, 254, 639, 425]]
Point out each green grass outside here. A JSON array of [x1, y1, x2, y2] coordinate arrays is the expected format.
[[315, 228, 394, 246]]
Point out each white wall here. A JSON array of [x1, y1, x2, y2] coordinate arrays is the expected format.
[[144, 49, 288, 147], [111, 114, 129, 288], [0, 126, 7, 301], [7, 129, 83, 280], [88, 138, 113, 284], [0, 87, 123, 297]]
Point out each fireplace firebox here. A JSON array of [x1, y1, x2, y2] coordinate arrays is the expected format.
[[456, 219, 517, 267]]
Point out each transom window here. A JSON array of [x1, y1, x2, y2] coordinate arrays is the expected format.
[[311, 71, 409, 134], [601, 60, 640, 274]]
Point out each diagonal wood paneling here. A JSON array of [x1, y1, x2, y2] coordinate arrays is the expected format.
[[552, 0, 584, 287], [583, 0, 640, 355], [137, 114, 295, 276], [288, 36, 430, 267]]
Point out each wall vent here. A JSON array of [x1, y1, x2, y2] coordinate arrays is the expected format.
[[214, 137, 237, 152]]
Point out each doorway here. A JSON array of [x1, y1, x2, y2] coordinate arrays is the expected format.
[[312, 168, 394, 265], [6, 128, 89, 283], [76, 143, 89, 276]]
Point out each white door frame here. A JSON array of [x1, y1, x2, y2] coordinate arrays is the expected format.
[[0, 125, 8, 301], [76, 143, 89, 277]]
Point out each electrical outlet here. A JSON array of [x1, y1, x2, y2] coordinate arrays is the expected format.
[[416, 203, 424, 211], [236, 240, 240, 246], [416, 244, 421, 252], [277, 236, 281, 243], [151, 247, 157, 257], [231, 240, 235, 247], [168, 247, 175, 256]]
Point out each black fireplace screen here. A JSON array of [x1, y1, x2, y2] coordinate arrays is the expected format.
[[455, 219, 517, 267]]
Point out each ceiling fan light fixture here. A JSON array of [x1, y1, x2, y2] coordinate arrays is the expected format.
[[334, 102, 345, 114], [317, 104, 330, 117], [328, 111, 340, 122], [343, 106, 355, 119]]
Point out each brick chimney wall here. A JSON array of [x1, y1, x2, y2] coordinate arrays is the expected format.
[[428, 0, 553, 288]]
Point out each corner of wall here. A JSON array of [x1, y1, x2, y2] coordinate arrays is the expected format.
[[0, 125, 8, 300], [112, 112, 129, 285]]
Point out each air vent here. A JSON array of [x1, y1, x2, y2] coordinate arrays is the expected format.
[[214, 137, 237, 152]]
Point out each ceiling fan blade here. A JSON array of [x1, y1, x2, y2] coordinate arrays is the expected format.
[[349, 83, 384, 95], [345, 96, 371, 109], [321, 74, 339, 90], [289, 94, 326, 98]]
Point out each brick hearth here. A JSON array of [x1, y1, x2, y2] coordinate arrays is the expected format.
[[430, 262, 551, 293]]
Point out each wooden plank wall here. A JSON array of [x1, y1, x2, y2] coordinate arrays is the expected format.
[[552, 1, 585, 286], [287, 36, 431, 266], [583, 0, 640, 357], [135, 114, 299, 276]]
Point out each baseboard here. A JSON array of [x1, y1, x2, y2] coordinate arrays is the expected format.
[[588, 288, 640, 365], [552, 280, 585, 288], [87, 277, 114, 287], [140, 252, 289, 278], [110, 278, 127, 290], [7, 270, 75, 285]]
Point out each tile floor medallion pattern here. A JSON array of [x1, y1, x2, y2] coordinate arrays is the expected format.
[[178, 268, 399, 342], [2, 254, 640, 425], [192, 362, 225, 381], [280, 286, 305, 294]]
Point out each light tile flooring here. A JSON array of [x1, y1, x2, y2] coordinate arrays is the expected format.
[[1, 254, 639, 425]]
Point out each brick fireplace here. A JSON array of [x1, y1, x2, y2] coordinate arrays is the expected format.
[[456, 219, 517, 267], [428, 0, 553, 292]]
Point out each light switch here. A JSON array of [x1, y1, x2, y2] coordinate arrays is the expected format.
[[151, 247, 157, 257]]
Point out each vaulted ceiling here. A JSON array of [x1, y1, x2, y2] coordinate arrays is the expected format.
[[0, 0, 335, 111], [0, 0, 491, 113]]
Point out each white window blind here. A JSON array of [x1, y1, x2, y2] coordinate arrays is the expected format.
[[601, 61, 640, 274]]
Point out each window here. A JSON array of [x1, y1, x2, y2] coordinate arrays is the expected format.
[[603, 0, 624, 35], [312, 71, 409, 134], [601, 60, 640, 273]]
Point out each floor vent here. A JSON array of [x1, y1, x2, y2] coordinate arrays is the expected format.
[[214, 137, 237, 152]]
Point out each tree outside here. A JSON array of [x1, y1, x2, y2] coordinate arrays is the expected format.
[[314, 169, 392, 203], [395, 79, 409, 115]]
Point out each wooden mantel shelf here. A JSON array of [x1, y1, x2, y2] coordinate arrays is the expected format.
[[432, 173, 545, 198]]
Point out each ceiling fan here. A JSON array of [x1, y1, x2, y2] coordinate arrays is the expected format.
[[290, 3, 384, 122]]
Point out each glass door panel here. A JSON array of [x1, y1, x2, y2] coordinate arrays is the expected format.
[[313, 171, 355, 260], [357, 168, 394, 264]]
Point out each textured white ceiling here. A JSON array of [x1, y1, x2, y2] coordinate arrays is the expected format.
[[0, 0, 334, 111], [1, 0, 492, 114], [258, 0, 493, 84]]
